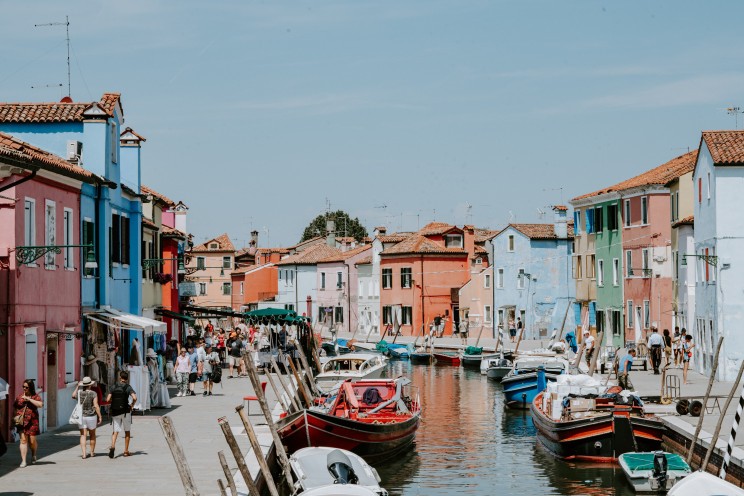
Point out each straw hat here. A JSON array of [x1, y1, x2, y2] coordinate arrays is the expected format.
[[80, 377, 94, 387], [84, 355, 96, 365], [146, 348, 157, 359]]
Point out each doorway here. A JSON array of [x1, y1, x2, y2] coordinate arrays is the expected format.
[[46, 339, 58, 429]]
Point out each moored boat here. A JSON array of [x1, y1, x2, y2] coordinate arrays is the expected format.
[[277, 378, 421, 462], [618, 451, 691, 493], [289, 447, 388, 496], [432, 351, 461, 365], [667, 471, 744, 496], [321, 338, 353, 356], [462, 352, 499, 368], [486, 357, 513, 381], [315, 353, 387, 390], [501, 357, 569, 408], [409, 351, 434, 364]]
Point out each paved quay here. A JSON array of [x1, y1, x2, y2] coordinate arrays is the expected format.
[[0, 373, 276, 496]]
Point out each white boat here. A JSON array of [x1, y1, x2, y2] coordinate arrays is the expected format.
[[485, 357, 513, 381], [289, 447, 388, 496], [315, 353, 387, 389], [668, 470, 744, 496], [618, 451, 691, 492]]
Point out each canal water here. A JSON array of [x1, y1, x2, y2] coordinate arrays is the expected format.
[[376, 360, 633, 496]]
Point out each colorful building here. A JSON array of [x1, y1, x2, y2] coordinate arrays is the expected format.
[[186, 233, 236, 316], [315, 244, 371, 333], [457, 228, 497, 336]]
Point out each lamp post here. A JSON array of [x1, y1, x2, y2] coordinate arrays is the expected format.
[[12, 244, 96, 269]]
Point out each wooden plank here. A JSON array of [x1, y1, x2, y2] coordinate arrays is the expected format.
[[217, 417, 260, 496], [158, 416, 200, 496], [218, 450, 238, 496], [235, 405, 281, 496]]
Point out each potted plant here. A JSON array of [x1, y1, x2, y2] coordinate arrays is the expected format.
[[153, 272, 173, 284]]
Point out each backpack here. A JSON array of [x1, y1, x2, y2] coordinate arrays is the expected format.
[[110, 384, 130, 416], [363, 388, 383, 405], [212, 365, 222, 384]]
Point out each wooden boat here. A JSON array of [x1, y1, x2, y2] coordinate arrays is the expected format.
[[385, 343, 409, 359], [485, 357, 513, 381], [530, 375, 665, 462], [668, 471, 744, 496], [409, 351, 434, 364], [315, 353, 387, 390], [432, 351, 461, 365], [501, 357, 569, 409], [618, 451, 691, 493], [277, 378, 421, 462], [462, 352, 498, 368], [289, 447, 387, 496]]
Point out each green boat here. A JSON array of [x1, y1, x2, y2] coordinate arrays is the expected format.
[[618, 451, 691, 493]]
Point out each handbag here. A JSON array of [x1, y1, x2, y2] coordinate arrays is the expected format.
[[69, 389, 83, 425], [13, 405, 27, 427]]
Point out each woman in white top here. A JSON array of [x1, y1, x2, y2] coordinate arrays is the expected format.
[[72, 377, 101, 459]]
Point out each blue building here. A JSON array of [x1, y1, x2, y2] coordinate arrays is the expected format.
[[489, 207, 575, 340], [0, 94, 144, 315]]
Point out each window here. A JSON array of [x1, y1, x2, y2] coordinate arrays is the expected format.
[[111, 212, 121, 264], [382, 306, 392, 325], [475, 257, 483, 265], [196, 257, 206, 270], [484, 273, 491, 289], [382, 268, 392, 289], [573, 255, 582, 279], [642, 248, 650, 277], [627, 301, 634, 328], [199, 283, 207, 296], [594, 206, 604, 233], [517, 268, 526, 289], [626, 250, 633, 277], [698, 178, 703, 204], [82, 218, 95, 276], [607, 203, 618, 231], [643, 300, 650, 329], [613, 258, 619, 286], [402, 306, 412, 325], [65, 334, 76, 384], [586, 255, 596, 279], [289, 270, 294, 284], [624, 199, 631, 227], [63, 208, 74, 269], [641, 196, 648, 224], [675, 191, 679, 220], [597, 260, 604, 286], [496, 268, 504, 288], [707, 172, 711, 200], [574, 210, 582, 234], [484, 305, 492, 323], [24, 198, 36, 249], [120, 215, 130, 265], [285, 303, 295, 312], [320, 272, 326, 289], [401, 267, 412, 288], [670, 194, 676, 222], [337, 271, 343, 289], [334, 306, 344, 324], [444, 234, 463, 248], [110, 123, 118, 164], [25, 329, 38, 383], [222, 283, 231, 295], [45, 200, 56, 268], [239, 282, 244, 295], [508, 235, 515, 251], [222, 256, 231, 269]]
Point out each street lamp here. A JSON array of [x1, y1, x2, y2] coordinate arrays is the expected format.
[[12, 244, 96, 268], [680, 254, 718, 266]]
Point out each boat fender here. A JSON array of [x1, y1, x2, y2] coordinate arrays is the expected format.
[[594, 441, 602, 450], [660, 395, 673, 405], [327, 449, 359, 485], [676, 399, 690, 416]]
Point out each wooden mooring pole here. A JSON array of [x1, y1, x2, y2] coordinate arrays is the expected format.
[[217, 417, 260, 496], [271, 356, 301, 412], [687, 336, 724, 465], [703, 360, 744, 472], [235, 404, 281, 496], [158, 416, 200, 496], [217, 450, 238, 496]]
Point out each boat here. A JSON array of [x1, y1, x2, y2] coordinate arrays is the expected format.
[[321, 338, 353, 356], [462, 352, 499, 369], [277, 378, 422, 462], [501, 356, 570, 408], [409, 348, 434, 364], [667, 471, 744, 496], [486, 357, 513, 381], [618, 451, 691, 493], [289, 447, 388, 496], [432, 351, 461, 366], [530, 371, 665, 462], [374, 340, 409, 359], [315, 353, 388, 390]]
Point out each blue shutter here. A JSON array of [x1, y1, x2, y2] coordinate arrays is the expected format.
[[574, 211, 581, 234], [588, 302, 597, 326], [574, 302, 582, 327], [586, 209, 594, 234]]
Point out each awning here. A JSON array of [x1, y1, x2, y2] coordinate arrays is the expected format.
[[182, 304, 244, 318], [244, 308, 296, 318], [92, 308, 167, 336], [154, 308, 195, 323]]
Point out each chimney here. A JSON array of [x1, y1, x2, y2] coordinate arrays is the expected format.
[[374, 226, 387, 237], [553, 205, 568, 239], [250, 230, 259, 246], [326, 219, 336, 247]]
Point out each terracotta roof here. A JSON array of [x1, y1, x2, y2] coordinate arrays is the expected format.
[[0, 132, 96, 182], [381, 234, 467, 256], [319, 244, 371, 263], [142, 218, 158, 230], [572, 150, 698, 201], [378, 233, 412, 243], [231, 263, 274, 275], [161, 225, 186, 238], [701, 131, 744, 165], [335, 236, 356, 243], [355, 256, 372, 265], [475, 246, 489, 255], [141, 185, 175, 206], [288, 236, 324, 251], [474, 228, 501, 243], [418, 222, 459, 235], [553, 205, 568, 211], [275, 244, 341, 266], [508, 223, 574, 240], [191, 233, 235, 253], [0, 93, 121, 123], [120, 127, 146, 142], [672, 215, 694, 228]]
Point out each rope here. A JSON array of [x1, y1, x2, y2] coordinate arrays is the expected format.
[[720, 381, 744, 480]]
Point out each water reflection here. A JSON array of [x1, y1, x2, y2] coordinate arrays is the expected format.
[[375, 361, 633, 495]]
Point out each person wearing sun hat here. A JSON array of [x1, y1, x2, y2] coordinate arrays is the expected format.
[[72, 377, 102, 459]]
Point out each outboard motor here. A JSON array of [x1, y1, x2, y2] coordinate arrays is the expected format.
[[327, 449, 359, 485], [651, 451, 668, 490]]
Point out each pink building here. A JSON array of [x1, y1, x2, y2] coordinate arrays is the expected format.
[[316, 244, 372, 332], [0, 133, 103, 434]]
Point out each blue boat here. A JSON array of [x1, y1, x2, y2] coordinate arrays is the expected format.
[[501, 356, 569, 409], [375, 340, 410, 359], [321, 338, 352, 356]]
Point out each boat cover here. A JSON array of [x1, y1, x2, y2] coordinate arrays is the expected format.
[[622, 452, 688, 473]]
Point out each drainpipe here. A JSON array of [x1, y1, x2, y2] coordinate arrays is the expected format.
[[0, 170, 38, 194], [346, 263, 351, 333], [420, 256, 425, 331]]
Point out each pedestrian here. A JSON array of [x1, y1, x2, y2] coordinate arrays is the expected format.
[[216, 329, 226, 364], [13, 379, 43, 468], [583, 330, 595, 367], [202, 343, 220, 396], [188, 344, 199, 396], [676, 328, 687, 368], [672, 327, 681, 367], [228, 333, 242, 378], [565, 330, 578, 354], [516, 317, 523, 340], [662, 329, 673, 367], [618, 349, 636, 391], [460, 320, 469, 345], [433, 315, 443, 338], [106, 370, 137, 458], [647, 327, 663, 374], [175, 348, 190, 397], [682, 334, 695, 385], [165, 340, 178, 384], [508, 318, 516, 343], [72, 377, 102, 459]]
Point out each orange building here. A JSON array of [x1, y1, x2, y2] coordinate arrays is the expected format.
[[230, 263, 279, 311], [377, 223, 477, 336]]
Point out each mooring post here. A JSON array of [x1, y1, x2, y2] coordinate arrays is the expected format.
[[703, 360, 744, 472], [687, 336, 724, 465], [217, 417, 260, 496], [235, 404, 281, 496], [217, 450, 238, 496], [271, 356, 301, 412], [158, 416, 200, 496]]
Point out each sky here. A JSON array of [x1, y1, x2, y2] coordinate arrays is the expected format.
[[2, 1, 744, 248]]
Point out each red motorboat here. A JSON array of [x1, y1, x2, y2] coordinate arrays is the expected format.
[[277, 378, 421, 462], [432, 351, 461, 366]]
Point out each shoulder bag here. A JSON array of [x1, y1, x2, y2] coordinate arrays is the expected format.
[[13, 404, 27, 427], [69, 390, 83, 425]]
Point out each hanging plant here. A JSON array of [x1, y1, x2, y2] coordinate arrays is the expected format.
[[154, 272, 173, 284]]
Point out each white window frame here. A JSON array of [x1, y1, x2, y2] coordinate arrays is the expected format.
[[642, 248, 650, 277], [625, 250, 632, 277], [597, 260, 604, 287], [63, 208, 74, 270], [641, 196, 648, 225], [624, 199, 631, 227], [444, 234, 463, 248], [199, 282, 207, 296], [239, 282, 244, 295], [496, 268, 504, 289], [400, 267, 412, 288], [25, 328, 38, 383], [475, 257, 483, 265], [643, 300, 650, 329], [484, 305, 492, 324], [484, 273, 491, 289], [627, 300, 634, 328], [707, 172, 711, 200], [337, 271, 343, 289], [222, 282, 231, 295], [517, 268, 526, 289], [612, 258, 619, 286], [320, 272, 326, 290], [45, 199, 57, 269], [222, 256, 231, 269]]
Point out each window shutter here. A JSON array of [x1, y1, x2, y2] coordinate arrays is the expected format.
[[588, 302, 596, 326]]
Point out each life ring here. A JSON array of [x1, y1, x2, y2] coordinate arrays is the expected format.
[[661, 396, 673, 405]]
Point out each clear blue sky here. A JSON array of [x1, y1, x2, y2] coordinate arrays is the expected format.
[[3, 1, 743, 248]]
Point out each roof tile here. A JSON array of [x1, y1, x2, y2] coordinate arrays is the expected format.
[[381, 234, 467, 256], [0, 93, 121, 123], [701, 131, 744, 165], [191, 233, 235, 253], [276, 244, 342, 265], [0, 132, 95, 182]]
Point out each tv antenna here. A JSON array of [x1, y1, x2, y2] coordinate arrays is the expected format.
[[726, 106, 744, 129], [35, 15, 70, 98], [465, 203, 473, 224], [31, 83, 63, 91], [536, 208, 546, 220]]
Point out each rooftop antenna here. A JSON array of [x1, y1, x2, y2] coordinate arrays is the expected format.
[[726, 106, 744, 129], [465, 203, 473, 224], [508, 210, 515, 223], [536, 207, 546, 220], [35, 15, 71, 98]]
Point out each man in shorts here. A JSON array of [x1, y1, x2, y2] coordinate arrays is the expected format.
[[106, 370, 137, 458], [618, 348, 636, 391], [228, 334, 243, 378]]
